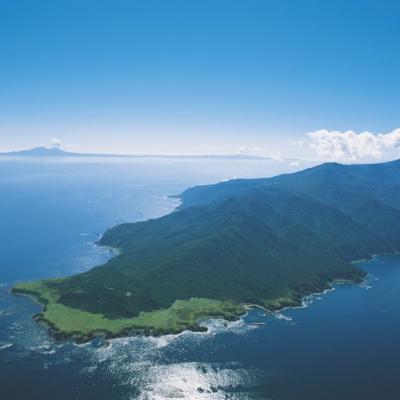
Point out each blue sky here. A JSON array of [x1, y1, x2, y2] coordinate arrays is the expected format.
[[1, 0, 400, 160]]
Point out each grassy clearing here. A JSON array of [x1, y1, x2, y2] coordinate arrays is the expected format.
[[262, 295, 301, 311], [12, 281, 245, 340], [332, 278, 354, 284]]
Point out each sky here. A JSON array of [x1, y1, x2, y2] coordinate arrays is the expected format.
[[1, 0, 400, 161]]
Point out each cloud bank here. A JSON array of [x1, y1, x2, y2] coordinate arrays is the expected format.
[[307, 128, 400, 160]]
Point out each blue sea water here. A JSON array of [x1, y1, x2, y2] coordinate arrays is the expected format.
[[0, 157, 399, 399]]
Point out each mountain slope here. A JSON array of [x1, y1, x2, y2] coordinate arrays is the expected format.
[[53, 190, 367, 318]]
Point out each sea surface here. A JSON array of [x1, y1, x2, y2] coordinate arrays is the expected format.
[[0, 157, 399, 400]]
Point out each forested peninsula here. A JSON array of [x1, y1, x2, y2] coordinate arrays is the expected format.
[[13, 160, 400, 342]]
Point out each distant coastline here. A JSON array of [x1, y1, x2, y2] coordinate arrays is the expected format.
[[0, 146, 305, 162]]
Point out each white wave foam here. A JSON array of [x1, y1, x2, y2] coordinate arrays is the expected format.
[[359, 273, 378, 290], [199, 316, 259, 336], [0, 342, 13, 351], [0, 309, 14, 318], [274, 313, 292, 322], [140, 333, 181, 348], [80, 365, 98, 375]]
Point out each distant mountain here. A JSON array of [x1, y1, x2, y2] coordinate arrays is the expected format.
[[0, 146, 301, 161], [1, 146, 74, 157]]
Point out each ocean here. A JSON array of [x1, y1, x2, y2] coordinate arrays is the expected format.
[[0, 157, 399, 399]]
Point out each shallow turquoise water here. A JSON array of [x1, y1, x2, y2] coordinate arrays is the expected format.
[[0, 159, 399, 399]]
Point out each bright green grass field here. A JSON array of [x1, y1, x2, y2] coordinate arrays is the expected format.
[[12, 280, 245, 339]]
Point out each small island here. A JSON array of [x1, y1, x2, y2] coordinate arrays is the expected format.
[[13, 159, 400, 342]]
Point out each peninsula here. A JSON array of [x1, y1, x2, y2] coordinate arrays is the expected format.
[[13, 159, 400, 341]]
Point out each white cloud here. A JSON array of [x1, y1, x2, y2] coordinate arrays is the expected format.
[[291, 140, 304, 148], [270, 151, 284, 162], [237, 145, 265, 155], [307, 128, 400, 160], [51, 138, 63, 148], [237, 145, 285, 162], [378, 128, 400, 149]]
